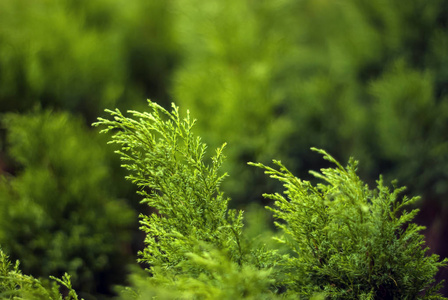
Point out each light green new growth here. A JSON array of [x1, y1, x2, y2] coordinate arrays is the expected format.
[[250, 148, 448, 299], [94, 101, 245, 271], [96, 100, 446, 299]]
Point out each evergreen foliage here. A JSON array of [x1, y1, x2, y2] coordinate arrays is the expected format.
[[0, 110, 134, 298], [250, 148, 448, 299], [96, 101, 447, 299], [1, 1, 447, 298], [94, 100, 297, 299], [94, 101, 246, 269], [0, 247, 80, 300]]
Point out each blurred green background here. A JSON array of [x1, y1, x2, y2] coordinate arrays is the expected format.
[[0, 0, 447, 298]]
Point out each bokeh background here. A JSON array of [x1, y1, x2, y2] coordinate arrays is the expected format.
[[0, 0, 447, 298]]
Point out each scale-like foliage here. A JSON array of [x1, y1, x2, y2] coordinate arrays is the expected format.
[[94, 100, 245, 272], [117, 244, 281, 300], [96, 101, 446, 299], [250, 148, 448, 299]]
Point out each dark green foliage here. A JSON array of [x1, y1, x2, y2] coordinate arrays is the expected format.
[[250, 148, 448, 299], [0, 110, 134, 298], [0, 0, 178, 119], [0, 247, 80, 300], [0, 0, 123, 117], [96, 101, 446, 299], [370, 61, 448, 197]]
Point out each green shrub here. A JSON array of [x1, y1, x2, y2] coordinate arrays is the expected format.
[[96, 100, 447, 299], [251, 149, 447, 298], [0, 110, 134, 298]]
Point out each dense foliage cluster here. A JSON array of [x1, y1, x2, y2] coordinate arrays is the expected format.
[[1, 0, 448, 298], [93, 102, 282, 299], [94, 102, 245, 268], [93, 101, 447, 299], [252, 150, 447, 298], [0, 110, 134, 298]]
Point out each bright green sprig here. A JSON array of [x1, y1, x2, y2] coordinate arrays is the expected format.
[[250, 148, 448, 299], [94, 100, 244, 271]]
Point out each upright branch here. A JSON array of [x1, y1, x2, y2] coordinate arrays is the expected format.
[[250, 148, 448, 299], [93, 100, 244, 271]]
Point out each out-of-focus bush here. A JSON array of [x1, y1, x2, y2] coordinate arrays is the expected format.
[[0, 110, 135, 299], [0, 0, 179, 121], [171, 0, 448, 208], [370, 61, 448, 199]]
